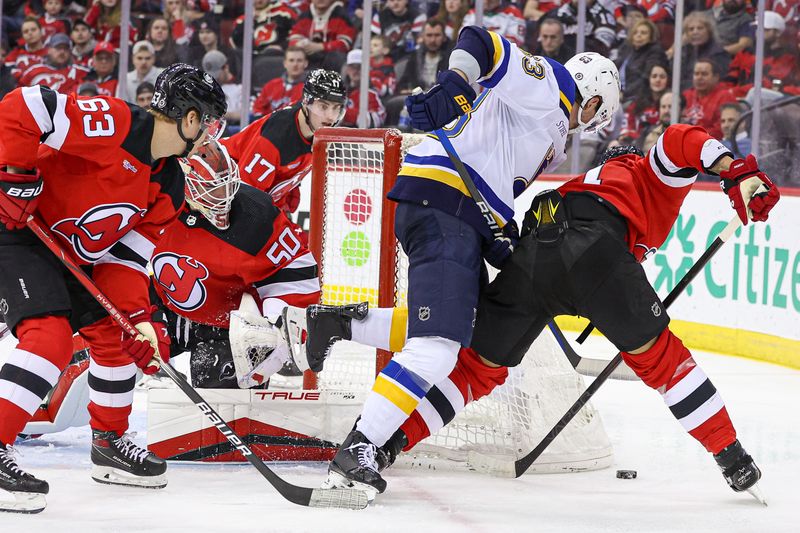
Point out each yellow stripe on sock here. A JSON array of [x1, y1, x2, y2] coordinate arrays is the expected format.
[[389, 307, 408, 352], [372, 375, 419, 415]]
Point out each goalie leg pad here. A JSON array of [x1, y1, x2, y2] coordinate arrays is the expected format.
[[399, 347, 508, 451], [622, 328, 736, 454]]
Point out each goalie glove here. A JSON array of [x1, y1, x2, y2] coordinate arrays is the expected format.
[[121, 307, 170, 375], [719, 155, 780, 224]]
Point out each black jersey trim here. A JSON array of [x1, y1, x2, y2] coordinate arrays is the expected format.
[[150, 157, 186, 211], [122, 104, 155, 166], [259, 104, 312, 166], [181, 184, 279, 256], [107, 241, 149, 268], [37, 86, 58, 143], [652, 146, 698, 180], [253, 265, 318, 287]]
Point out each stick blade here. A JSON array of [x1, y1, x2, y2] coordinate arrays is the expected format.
[[307, 488, 370, 510]]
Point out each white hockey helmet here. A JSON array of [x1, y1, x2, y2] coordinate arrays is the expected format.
[[180, 138, 241, 230], [564, 52, 621, 134]]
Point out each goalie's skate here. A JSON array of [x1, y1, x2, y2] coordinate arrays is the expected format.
[[91, 431, 167, 489], [0, 444, 48, 514], [713, 440, 766, 505], [323, 430, 387, 500], [305, 302, 368, 372]]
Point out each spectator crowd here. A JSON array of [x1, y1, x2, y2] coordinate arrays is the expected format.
[[1, 1, 799, 185]]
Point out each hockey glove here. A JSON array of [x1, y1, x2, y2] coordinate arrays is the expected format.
[[0, 167, 42, 230], [483, 220, 519, 270], [121, 307, 171, 375], [405, 70, 476, 132], [719, 155, 780, 224]]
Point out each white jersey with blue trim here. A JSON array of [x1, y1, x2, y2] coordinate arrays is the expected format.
[[398, 31, 574, 228]]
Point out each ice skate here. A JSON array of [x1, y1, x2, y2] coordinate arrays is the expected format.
[[0, 444, 48, 514], [714, 440, 766, 505], [91, 431, 167, 489], [323, 430, 387, 499], [305, 302, 368, 371]]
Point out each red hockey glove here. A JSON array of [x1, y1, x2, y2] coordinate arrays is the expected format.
[[0, 167, 42, 230], [719, 155, 780, 224], [121, 307, 171, 375]]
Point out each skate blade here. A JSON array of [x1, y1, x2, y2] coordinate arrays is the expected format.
[[91, 465, 167, 489], [746, 483, 768, 506], [321, 471, 378, 503], [0, 491, 47, 514]]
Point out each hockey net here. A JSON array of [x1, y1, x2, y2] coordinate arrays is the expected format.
[[306, 127, 613, 474]]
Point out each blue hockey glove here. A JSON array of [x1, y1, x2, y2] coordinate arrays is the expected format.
[[405, 70, 476, 132], [483, 220, 519, 270]]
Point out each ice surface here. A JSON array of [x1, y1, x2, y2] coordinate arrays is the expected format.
[[1, 333, 797, 532]]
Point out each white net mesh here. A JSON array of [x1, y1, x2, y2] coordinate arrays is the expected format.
[[311, 129, 612, 474]]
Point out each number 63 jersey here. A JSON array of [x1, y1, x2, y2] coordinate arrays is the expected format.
[[151, 184, 321, 328], [0, 86, 184, 312]]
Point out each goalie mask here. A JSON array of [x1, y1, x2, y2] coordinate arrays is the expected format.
[[180, 139, 241, 230], [564, 52, 621, 134]]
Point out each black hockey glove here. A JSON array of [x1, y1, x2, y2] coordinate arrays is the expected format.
[[483, 220, 519, 270], [0, 167, 42, 230], [405, 70, 476, 132]]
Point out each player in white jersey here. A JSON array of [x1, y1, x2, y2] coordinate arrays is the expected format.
[[323, 25, 621, 496]]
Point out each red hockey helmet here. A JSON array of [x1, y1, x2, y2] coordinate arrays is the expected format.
[[180, 139, 240, 230]]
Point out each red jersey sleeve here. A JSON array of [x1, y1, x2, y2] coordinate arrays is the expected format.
[[0, 86, 132, 170], [245, 215, 320, 316]]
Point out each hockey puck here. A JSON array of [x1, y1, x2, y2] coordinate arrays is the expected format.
[[616, 470, 637, 479]]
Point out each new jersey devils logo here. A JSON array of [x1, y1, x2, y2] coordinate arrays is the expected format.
[[52, 203, 147, 262], [152, 252, 209, 312]]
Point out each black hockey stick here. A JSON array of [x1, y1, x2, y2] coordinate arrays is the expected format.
[[514, 213, 743, 477], [547, 321, 639, 381], [433, 128, 506, 240], [26, 216, 369, 510]]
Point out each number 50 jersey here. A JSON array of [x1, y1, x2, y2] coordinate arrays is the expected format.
[[152, 184, 321, 327]]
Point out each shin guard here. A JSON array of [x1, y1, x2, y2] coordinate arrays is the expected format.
[[621, 329, 736, 454]]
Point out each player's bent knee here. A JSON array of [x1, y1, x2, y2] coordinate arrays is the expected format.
[[620, 328, 689, 389], [627, 335, 659, 355], [16, 315, 74, 369], [391, 336, 460, 385]]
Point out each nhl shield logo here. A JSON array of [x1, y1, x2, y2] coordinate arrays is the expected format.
[[651, 302, 662, 317], [418, 306, 431, 322], [0, 298, 8, 316]]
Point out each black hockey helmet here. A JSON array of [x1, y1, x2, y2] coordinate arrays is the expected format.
[[303, 69, 346, 104], [151, 63, 227, 125], [596, 145, 644, 166]]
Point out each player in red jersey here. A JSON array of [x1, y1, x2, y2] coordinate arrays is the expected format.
[[221, 69, 346, 215], [151, 139, 321, 389], [301, 124, 780, 500], [0, 64, 226, 513]]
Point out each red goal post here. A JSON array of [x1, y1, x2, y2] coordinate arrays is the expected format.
[[306, 128, 409, 388]]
